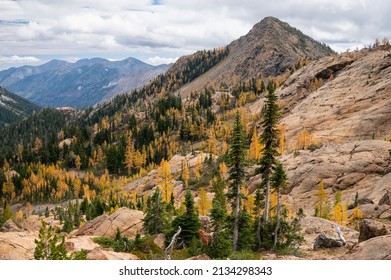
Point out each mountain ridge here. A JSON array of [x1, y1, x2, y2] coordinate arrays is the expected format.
[[0, 86, 40, 127], [177, 16, 334, 96], [0, 57, 170, 109]]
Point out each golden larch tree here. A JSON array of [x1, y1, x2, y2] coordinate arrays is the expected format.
[[197, 187, 211, 216], [158, 159, 174, 203], [277, 123, 286, 155], [248, 129, 263, 160], [315, 180, 330, 219], [182, 159, 190, 189]]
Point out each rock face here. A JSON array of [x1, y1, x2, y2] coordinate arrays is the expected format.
[[19, 215, 44, 232], [86, 247, 139, 260], [280, 140, 391, 212], [358, 219, 390, 242], [300, 217, 358, 252], [379, 191, 391, 205], [75, 207, 143, 239], [0, 219, 23, 232], [280, 46, 391, 147], [153, 234, 166, 250], [0, 232, 37, 260], [341, 235, 391, 260], [313, 233, 345, 250]]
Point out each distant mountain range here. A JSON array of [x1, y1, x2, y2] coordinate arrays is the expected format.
[[0, 86, 40, 127], [0, 58, 170, 109]]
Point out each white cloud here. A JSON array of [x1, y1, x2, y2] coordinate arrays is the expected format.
[[0, 55, 41, 64], [0, 0, 390, 70], [146, 56, 178, 65]]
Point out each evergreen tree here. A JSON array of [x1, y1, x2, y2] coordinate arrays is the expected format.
[[34, 221, 69, 260], [208, 176, 231, 258], [271, 162, 287, 250], [170, 190, 201, 246], [143, 188, 168, 235], [236, 208, 254, 251], [256, 80, 280, 250], [227, 111, 247, 251], [2, 202, 13, 223], [259, 81, 280, 221]]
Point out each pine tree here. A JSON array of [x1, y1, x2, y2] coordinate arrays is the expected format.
[[143, 188, 168, 235], [208, 176, 231, 258], [271, 162, 287, 250], [227, 110, 247, 251], [259, 81, 280, 221], [34, 221, 69, 260], [170, 190, 201, 246]]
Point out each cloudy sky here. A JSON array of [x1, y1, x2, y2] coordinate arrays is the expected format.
[[0, 0, 390, 70]]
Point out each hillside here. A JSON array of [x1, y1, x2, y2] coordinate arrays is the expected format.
[[1, 17, 391, 260], [0, 58, 170, 109], [177, 16, 334, 96], [0, 87, 40, 127]]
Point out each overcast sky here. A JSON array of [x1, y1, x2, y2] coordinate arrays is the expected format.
[[0, 0, 390, 70]]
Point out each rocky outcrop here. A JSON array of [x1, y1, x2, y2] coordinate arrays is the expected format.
[[280, 140, 391, 212], [299, 217, 358, 252], [280, 46, 391, 147], [358, 219, 390, 242], [75, 207, 143, 239], [359, 204, 390, 219], [379, 191, 391, 206], [86, 247, 139, 260], [0, 220, 23, 232], [341, 235, 391, 260], [153, 234, 166, 250], [0, 232, 37, 260], [65, 236, 100, 253], [313, 233, 345, 250]]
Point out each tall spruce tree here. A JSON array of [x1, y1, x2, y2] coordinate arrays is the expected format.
[[255, 80, 280, 250], [143, 188, 168, 235], [227, 111, 247, 251]]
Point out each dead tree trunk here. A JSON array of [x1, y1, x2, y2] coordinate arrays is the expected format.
[[164, 226, 181, 259], [272, 189, 281, 251]]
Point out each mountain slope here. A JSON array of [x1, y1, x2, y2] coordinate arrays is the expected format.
[[178, 16, 334, 95], [0, 58, 170, 109], [278, 46, 391, 147], [0, 86, 40, 127]]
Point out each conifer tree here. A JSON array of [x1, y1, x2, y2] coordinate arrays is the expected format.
[[208, 176, 231, 258], [227, 111, 247, 251], [248, 129, 263, 161], [182, 159, 190, 189], [259, 81, 280, 221], [34, 221, 69, 260], [158, 159, 174, 203], [197, 187, 211, 216], [143, 188, 168, 235], [2, 202, 13, 222], [271, 162, 287, 250], [170, 190, 201, 246], [315, 181, 330, 219]]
